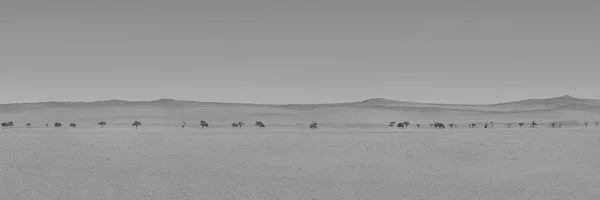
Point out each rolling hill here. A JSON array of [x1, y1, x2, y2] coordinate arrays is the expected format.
[[1, 95, 599, 128]]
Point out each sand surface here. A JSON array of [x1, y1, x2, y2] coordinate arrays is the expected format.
[[1, 127, 599, 200]]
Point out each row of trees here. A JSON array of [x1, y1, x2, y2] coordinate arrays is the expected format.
[[389, 121, 600, 129], [1, 120, 269, 129]]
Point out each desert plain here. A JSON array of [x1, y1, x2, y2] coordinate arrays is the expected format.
[[1, 95, 600, 200]]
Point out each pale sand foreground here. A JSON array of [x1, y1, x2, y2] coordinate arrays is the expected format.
[[1, 127, 599, 200]]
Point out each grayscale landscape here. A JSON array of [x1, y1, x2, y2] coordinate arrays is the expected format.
[[1, 95, 600, 199], [3, 0, 600, 199]]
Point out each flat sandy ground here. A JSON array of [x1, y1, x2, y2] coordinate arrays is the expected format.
[[1, 127, 599, 200]]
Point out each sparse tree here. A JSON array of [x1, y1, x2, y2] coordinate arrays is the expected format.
[[238, 122, 244, 128], [45, 124, 49, 127], [200, 121, 209, 129], [132, 121, 142, 129], [255, 121, 266, 128], [595, 121, 600, 127], [310, 121, 318, 129], [518, 122, 524, 128], [181, 121, 186, 128], [98, 121, 107, 128], [232, 122, 239, 128], [26, 122, 31, 128], [416, 124, 420, 128], [389, 121, 396, 127], [70, 123, 77, 128], [403, 121, 410, 128], [530, 121, 537, 128], [469, 123, 476, 128], [397, 122, 404, 128], [584, 122, 590, 127]]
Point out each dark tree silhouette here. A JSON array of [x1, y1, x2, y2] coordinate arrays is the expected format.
[[433, 122, 445, 129], [397, 123, 404, 128], [584, 122, 590, 127], [595, 121, 600, 127], [310, 121, 318, 129], [255, 121, 266, 128], [416, 124, 420, 128], [181, 121, 186, 128], [389, 121, 396, 127], [518, 122, 524, 128], [26, 122, 31, 128], [469, 123, 476, 128], [403, 121, 410, 128], [45, 124, 49, 127], [70, 123, 77, 128], [530, 121, 537, 128], [232, 122, 240, 128], [54, 123, 62, 127], [200, 121, 209, 129], [98, 121, 107, 128], [132, 121, 142, 129]]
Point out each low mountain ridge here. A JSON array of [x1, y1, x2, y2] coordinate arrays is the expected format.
[[0, 95, 598, 127]]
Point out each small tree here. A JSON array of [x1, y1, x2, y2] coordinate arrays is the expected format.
[[310, 121, 318, 129], [26, 122, 32, 128], [200, 121, 209, 129], [132, 121, 142, 129], [518, 122, 524, 128], [584, 122, 589, 127], [403, 121, 410, 128], [70, 123, 77, 128], [595, 121, 600, 127], [98, 121, 107, 128]]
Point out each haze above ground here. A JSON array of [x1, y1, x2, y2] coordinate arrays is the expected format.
[[2, 0, 600, 105]]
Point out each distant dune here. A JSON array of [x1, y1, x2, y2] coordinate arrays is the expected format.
[[1, 95, 599, 127]]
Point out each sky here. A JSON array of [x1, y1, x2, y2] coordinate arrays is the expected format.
[[1, 0, 599, 105]]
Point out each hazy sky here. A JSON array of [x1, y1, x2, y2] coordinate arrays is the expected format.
[[1, 0, 599, 104]]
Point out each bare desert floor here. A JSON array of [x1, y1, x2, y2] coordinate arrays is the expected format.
[[1, 127, 599, 200]]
